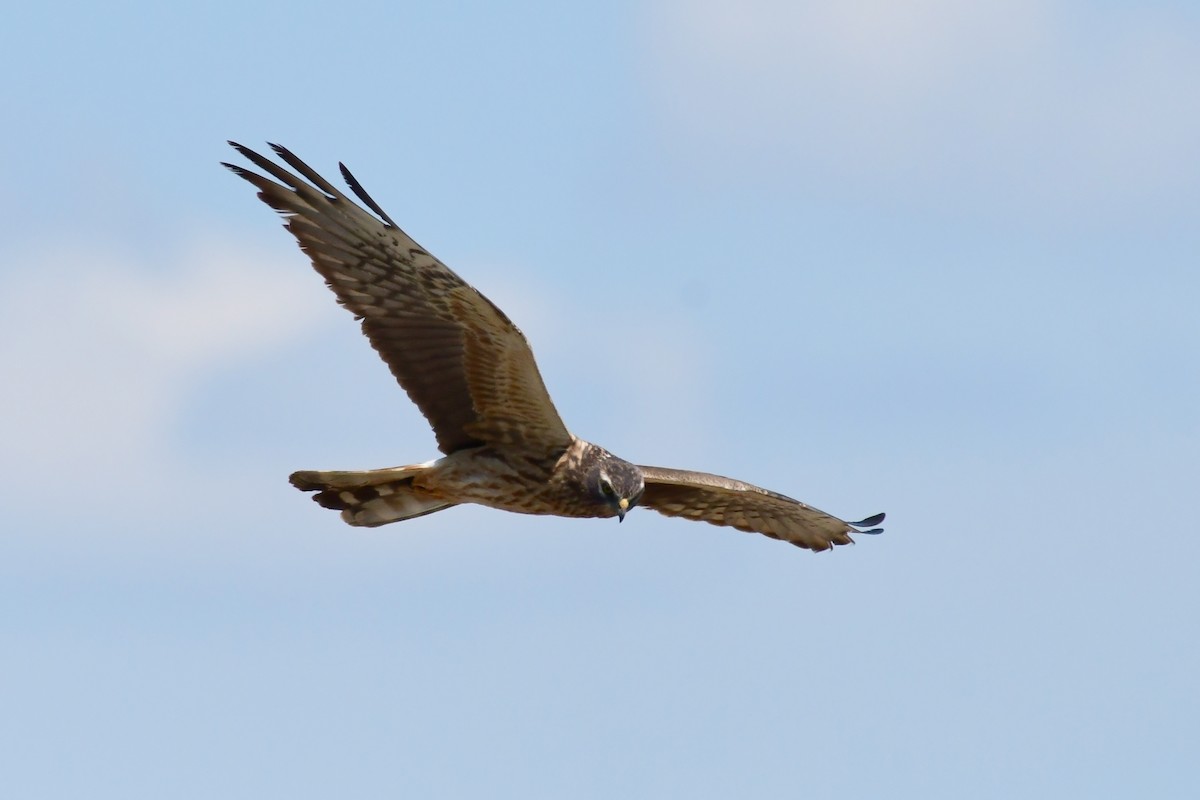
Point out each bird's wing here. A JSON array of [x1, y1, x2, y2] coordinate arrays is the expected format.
[[637, 465, 885, 552], [224, 142, 572, 455]]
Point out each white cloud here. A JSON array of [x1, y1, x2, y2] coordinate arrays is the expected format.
[[0, 240, 326, 510], [645, 0, 1200, 217], [660, 0, 1047, 101], [0, 239, 720, 536]]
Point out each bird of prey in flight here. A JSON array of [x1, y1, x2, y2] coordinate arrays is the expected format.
[[224, 142, 884, 551]]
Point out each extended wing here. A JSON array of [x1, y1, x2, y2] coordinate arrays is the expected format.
[[638, 465, 884, 552], [224, 143, 571, 455]]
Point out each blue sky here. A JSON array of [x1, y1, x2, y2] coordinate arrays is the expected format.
[[3, 1, 1198, 797]]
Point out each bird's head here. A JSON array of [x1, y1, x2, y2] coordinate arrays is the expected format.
[[588, 459, 645, 522]]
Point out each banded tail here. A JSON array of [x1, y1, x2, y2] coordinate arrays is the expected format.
[[289, 464, 454, 527]]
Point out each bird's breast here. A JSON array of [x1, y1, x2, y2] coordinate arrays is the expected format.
[[415, 447, 610, 519]]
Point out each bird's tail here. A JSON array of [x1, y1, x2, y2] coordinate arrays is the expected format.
[[289, 464, 454, 527]]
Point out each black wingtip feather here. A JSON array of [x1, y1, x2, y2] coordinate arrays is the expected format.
[[268, 142, 298, 165], [265, 143, 343, 197], [227, 141, 259, 161], [339, 162, 397, 227]]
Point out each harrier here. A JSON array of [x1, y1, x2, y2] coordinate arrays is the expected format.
[[225, 143, 884, 551]]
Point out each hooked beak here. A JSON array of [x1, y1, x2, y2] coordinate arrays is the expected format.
[[617, 497, 629, 522]]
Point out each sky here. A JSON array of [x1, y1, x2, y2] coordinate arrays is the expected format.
[[2, 0, 1198, 796]]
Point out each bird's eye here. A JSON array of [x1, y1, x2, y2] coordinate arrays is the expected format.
[[599, 479, 614, 497]]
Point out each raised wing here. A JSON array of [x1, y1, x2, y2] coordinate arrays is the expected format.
[[224, 142, 572, 455], [638, 465, 885, 552]]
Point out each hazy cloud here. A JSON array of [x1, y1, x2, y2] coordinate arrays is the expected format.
[[0, 240, 325, 508], [645, 0, 1200, 219]]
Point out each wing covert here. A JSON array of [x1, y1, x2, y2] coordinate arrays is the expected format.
[[638, 465, 885, 552], [224, 142, 572, 455]]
